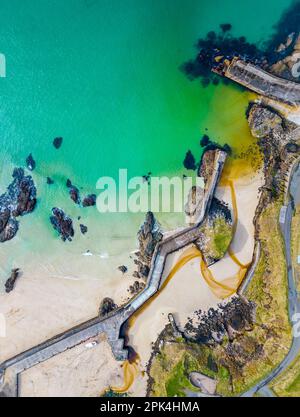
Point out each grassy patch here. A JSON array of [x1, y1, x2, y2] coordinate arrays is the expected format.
[[270, 350, 300, 397], [291, 204, 300, 292], [200, 217, 232, 261], [149, 339, 218, 397]]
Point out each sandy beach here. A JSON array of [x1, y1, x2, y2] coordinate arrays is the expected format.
[[0, 244, 138, 363], [20, 335, 123, 397]]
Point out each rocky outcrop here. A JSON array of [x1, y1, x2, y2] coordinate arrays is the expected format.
[[247, 104, 284, 140], [99, 297, 117, 317], [137, 212, 163, 266], [0, 168, 37, 242], [5, 268, 20, 293], [26, 154, 36, 171], [128, 280, 145, 295], [82, 194, 96, 207], [118, 265, 128, 274], [183, 150, 197, 171], [247, 103, 300, 225], [66, 180, 80, 205], [50, 208, 74, 241], [184, 296, 256, 345], [270, 33, 300, 81], [198, 149, 218, 188], [53, 137, 63, 149], [79, 224, 88, 234]]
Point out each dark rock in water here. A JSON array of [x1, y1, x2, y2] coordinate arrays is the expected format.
[[66, 179, 81, 204], [77, 216, 81, 220], [220, 23, 232, 32], [0, 209, 10, 232], [82, 194, 96, 207], [26, 154, 36, 171], [0, 168, 36, 242], [200, 134, 210, 147], [47, 177, 54, 185], [69, 186, 80, 204], [0, 217, 19, 243], [50, 207, 74, 241], [118, 265, 128, 274], [53, 137, 63, 149], [80, 224, 88, 234], [66, 179, 72, 188], [183, 150, 197, 170], [5, 268, 20, 293], [99, 297, 117, 317]]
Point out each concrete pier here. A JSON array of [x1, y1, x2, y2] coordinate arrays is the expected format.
[[225, 58, 300, 106]]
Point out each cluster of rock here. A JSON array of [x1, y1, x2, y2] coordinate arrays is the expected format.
[[0, 168, 37, 242], [270, 32, 300, 81], [184, 296, 256, 345], [134, 211, 163, 279], [99, 297, 118, 317], [247, 103, 300, 230], [50, 208, 74, 241], [66, 178, 96, 208], [198, 149, 218, 188], [5, 268, 20, 293], [128, 280, 145, 296]]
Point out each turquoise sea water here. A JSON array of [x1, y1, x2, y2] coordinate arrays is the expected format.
[[0, 0, 292, 285]]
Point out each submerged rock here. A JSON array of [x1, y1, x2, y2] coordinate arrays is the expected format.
[[5, 268, 20, 293], [69, 186, 80, 204], [82, 194, 96, 207], [66, 179, 72, 188], [0, 168, 36, 242], [47, 177, 54, 185], [26, 153, 36, 171], [50, 207, 74, 241], [66, 179, 80, 204], [183, 150, 197, 170], [53, 137, 63, 149], [80, 224, 88, 234]]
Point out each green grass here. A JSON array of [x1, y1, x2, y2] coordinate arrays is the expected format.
[[271, 350, 300, 396], [213, 218, 232, 256], [199, 217, 232, 261]]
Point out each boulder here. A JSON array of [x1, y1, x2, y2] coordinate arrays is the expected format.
[[99, 297, 117, 317], [53, 137, 63, 149], [50, 207, 74, 241], [26, 154, 36, 171], [82, 194, 97, 207], [80, 224, 88, 234], [5, 268, 20, 293]]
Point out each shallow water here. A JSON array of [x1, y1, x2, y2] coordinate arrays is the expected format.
[[0, 0, 292, 286]]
